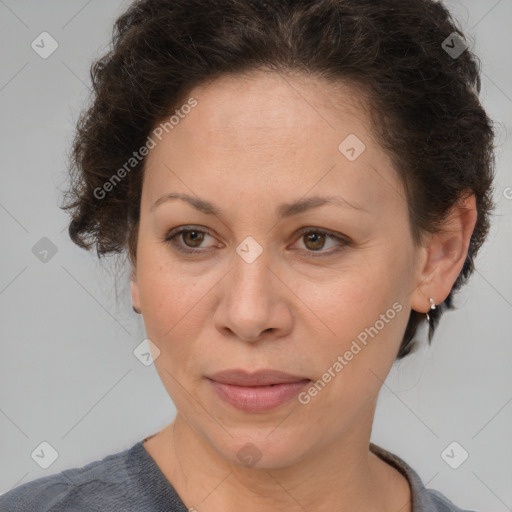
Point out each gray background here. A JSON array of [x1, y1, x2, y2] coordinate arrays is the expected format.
[[0, 0, 511, 510]]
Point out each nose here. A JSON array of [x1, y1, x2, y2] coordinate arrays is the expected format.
[[214, 250, 293, 343]]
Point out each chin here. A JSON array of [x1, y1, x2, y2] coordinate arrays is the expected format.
[[204, 425, 315, 470]]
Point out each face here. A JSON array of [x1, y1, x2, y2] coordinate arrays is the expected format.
[[131, 70, 425, 469]]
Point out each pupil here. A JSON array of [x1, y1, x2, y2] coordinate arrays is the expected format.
[[307, 232, 324, 250], [186, 231, 203, 246]]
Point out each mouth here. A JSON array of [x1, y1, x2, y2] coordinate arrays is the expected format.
[[207, 369, 311, 412], [208, 369, 310, 386]]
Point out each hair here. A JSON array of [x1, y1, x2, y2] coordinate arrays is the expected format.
[[60, 0, 496, 359]]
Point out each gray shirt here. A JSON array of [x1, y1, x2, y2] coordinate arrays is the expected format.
[[0, 439, 476, 511]]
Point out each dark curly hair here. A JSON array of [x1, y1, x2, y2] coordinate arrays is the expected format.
[[60, 0, 496, 359]]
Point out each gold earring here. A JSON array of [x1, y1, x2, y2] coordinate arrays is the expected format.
[[425, 297, 436, 321]]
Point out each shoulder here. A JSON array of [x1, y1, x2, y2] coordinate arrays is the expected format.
[[369, 442, 478, 512], [0, 442, 140, 512]]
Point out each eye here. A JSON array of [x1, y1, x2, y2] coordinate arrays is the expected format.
[[163, 226, 350, 257], [292, 228, 349, 258], [164, 226, 218, 254]]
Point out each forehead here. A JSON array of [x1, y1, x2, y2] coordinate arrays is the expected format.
[[168, 70, 370, 151], [141, 70, 405, 221]]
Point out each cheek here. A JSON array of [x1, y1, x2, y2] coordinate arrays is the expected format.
[[137, 238, 202, 315], [295, 251, 410, 388], [136, 256, 210, 399], [295, 256, 403, 337], [140, 271, 208, 343], [135, 251, 200, 368]]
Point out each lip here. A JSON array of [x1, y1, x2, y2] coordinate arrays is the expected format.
[[208, 369, 309, 386], [207, 369, 310, 413]]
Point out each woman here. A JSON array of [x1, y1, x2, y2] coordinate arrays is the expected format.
[[0, 0, 495, 510]]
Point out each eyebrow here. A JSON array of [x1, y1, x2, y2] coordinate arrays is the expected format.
[[150, 192, 368, 219]]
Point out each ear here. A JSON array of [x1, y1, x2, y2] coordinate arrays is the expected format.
[[410, 192, 478, 314], [131, 267, 141, 313]]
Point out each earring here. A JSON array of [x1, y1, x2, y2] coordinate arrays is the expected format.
[[425, 297, 436, 321], [133, 305, 141, 314]]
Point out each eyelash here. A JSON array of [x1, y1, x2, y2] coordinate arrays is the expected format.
[[163, 226, 350, 258]]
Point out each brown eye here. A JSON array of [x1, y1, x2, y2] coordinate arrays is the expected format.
[[181, 230, 205, 247], [164, 226, 349, 258], [164, 227, 216, 254], [302, 231, 327, 251], [293, 228, 350, 258]]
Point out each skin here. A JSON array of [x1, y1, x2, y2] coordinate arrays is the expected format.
[[131, 70, 477, 512]]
